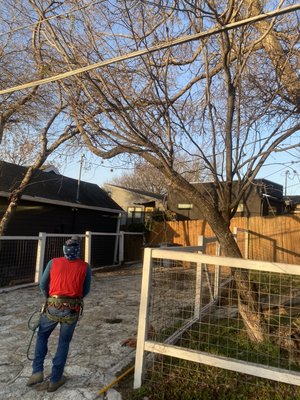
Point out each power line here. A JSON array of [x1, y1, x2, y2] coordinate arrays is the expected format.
[[0, 3, 299, 95], [0, 0, 101, 38]]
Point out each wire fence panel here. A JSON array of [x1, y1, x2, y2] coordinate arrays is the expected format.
[[43, 234, 86, 269], [90, 234, 117, 268], [0, 231, 145, 289], [0, 237, 39, 287], [135, 249, 300, 392], [148, 260, 225, 345]]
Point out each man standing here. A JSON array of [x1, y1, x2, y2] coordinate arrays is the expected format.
[[27, 236, 91, 392]]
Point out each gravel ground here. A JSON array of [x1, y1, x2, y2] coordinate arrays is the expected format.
[[0, 264, 142, 400]]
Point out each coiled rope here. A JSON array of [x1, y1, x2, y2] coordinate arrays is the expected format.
[[26, 309, 43, 361]]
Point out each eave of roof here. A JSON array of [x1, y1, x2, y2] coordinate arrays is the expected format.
[[0, 191, 125, 214], [106, 183, 165, 200]]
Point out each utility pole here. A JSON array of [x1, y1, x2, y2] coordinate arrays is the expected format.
[[76, 154, 84, 202], [284, 170, 290, 197]]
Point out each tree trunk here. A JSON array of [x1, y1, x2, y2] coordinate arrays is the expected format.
[[208, 210, 265, 341], [0, 191, 23, 235], [172, 176, 266, 343], [204, 207, 265, 342], [0, 160, 46, 235]]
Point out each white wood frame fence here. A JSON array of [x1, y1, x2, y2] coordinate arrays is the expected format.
[[134, 245, 300, 389], [0, 230, 144, 292]]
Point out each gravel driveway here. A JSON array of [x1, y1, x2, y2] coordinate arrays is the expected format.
[[0, 265, 142, 400]]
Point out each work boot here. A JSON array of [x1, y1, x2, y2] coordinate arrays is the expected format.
[[26, 372, 44, 386], [35, 381, 49, 391], [47, 376, 67, 392]]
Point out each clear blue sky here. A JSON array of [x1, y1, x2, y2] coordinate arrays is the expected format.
[[60, 153, 125, 189]]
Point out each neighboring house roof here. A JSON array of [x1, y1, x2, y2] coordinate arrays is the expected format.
[[105, 184, 166, 201], [0, 161, 123, 213], [168, 178, 284, 219], [188, 179, 283, 199], [284, 195, 300, 204]]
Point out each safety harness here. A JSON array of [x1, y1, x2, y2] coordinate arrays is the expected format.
[[46, 296, 83, 324], [27, 297, 84, 360]]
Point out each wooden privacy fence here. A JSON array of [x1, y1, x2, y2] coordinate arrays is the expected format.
[[147, 215, 300, 264]]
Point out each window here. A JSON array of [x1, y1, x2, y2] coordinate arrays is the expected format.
[[128, 206, 143, 220], [145, 207, 154, 212], [177, 204, 193, 210]]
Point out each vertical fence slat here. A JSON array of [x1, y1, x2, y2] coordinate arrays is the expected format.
[[119, 231, 124, 264], [194, 235, 204, 318], [34, 232, 46, 284], [85, 231, 92, 265]]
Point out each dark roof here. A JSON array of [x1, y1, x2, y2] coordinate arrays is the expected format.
[[190, 178, 283, 199], [106, 184, 165, 200], [0, 161, 123, 211]]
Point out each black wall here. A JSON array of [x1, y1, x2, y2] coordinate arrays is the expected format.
[[0, 199, 119, 236]]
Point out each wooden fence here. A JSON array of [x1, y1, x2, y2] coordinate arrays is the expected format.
[[147, 215, 300, 264]]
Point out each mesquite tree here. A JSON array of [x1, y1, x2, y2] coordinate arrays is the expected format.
[[6, 0, 300, 341]]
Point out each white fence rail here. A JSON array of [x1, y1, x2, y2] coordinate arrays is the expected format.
[[0, 231, 144, 289], [134, 245, 300, 389]]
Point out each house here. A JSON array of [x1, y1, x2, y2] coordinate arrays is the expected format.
[[0, 161, 124, 236], [167, 179, 284, 220], [283, 195, 300, 214], [104, 184, 166, 225]]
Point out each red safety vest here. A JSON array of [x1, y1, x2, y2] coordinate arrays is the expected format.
[[49, 257, 88, 298]]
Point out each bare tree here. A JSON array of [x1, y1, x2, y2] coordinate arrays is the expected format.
[[0, 1, 43, 144], [0, 96, 79, 235], [7, 1, 300, 341], [0, 1, 80, 234], [108, 158, 210, 194], [0, 127, 41, 165]]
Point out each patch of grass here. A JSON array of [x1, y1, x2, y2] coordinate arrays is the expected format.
[[118, 362, 300, 400], [249, 271, 300, 296], [117, 316, 300, 400], [183, 315, 300, 371]]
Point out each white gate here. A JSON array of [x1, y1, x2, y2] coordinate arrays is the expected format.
[[134, 247, 300, 388]]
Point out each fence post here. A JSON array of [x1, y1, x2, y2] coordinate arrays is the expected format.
[[194, 235, 204, 318], [244, 229, 249, 259], [233, 226, 238, 242], [115, 213, 122, 264], [214, 242, 221, 300], [119, 231, 124, 264], [35, 232, 46, 283], [85, 231, 92, 265], [233, 226, 248, 257], [134, 247, 153, 389]]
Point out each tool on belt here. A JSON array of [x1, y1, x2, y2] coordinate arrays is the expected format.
[[46, 296, 83, 324]]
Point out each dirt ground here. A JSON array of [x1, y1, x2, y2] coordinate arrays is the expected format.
[[0, 264, 143, 400]]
